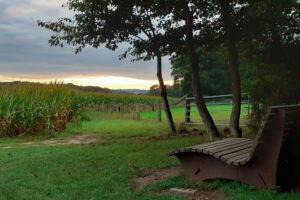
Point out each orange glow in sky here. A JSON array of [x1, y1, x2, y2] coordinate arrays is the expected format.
[[0, 75, 173, 90]]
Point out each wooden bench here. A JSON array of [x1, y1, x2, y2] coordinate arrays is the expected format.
[[169, 105, 300, 190]]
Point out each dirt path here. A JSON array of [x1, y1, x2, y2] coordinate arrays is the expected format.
[[0, 133, 99, 149], [152, 190, 228, 200], [131, 165, 183, 190], [131, 165, 228, 200]]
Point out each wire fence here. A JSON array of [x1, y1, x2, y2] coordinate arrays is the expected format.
[[185, 94, 250, 127]]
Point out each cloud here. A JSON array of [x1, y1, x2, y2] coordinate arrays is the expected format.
[[0, 74, 173, 90], [63, 76, 173, 89], [2, 0, 69, 19], [0, 55, 172, 80], [0, 0, 173, 88]]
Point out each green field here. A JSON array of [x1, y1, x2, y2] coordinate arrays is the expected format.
[[0, 83, 169, 137], [0, 85, 298, 199], [0, 111, 299, 200], [140, 104, 250, 125]]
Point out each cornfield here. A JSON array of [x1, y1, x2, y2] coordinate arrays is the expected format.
[[0, 83, 166, 137]]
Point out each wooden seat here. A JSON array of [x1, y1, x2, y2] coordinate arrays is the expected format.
[[169, 105, 300, 190], [171, 138, 255, 165]]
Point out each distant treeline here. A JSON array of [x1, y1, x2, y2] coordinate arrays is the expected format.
[[149, 84, 184, 98], [0, 81, 111, 93]]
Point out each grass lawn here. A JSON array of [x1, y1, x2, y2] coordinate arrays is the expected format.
[[103, 104, 250, 126], [0, 111, 299, 200], [140, 104, 250, 124]]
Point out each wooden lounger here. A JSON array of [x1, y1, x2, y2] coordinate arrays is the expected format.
[[169, 105, 300, 190]]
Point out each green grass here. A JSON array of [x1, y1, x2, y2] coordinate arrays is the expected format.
[[0, 111, 298, 200], [141, 104, 250, 125], [66, 111, 171, 139], [106, 104, 250, 125], [147, 176, 300, 200]]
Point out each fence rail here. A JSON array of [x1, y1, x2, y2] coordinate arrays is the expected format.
[[185, 94, 250, 127]]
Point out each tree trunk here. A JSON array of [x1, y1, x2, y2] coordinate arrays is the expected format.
[[185, 11, 219, 141], [226, 37, 241, 137], [157, 53, 176, 134], [227, 42, 241, 137], [220, 2, 241, 137]]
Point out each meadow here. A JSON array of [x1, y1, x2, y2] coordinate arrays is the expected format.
[[0, 84, 299, 199], [139, 104, 250, 124], [0, 111, 299, 200]]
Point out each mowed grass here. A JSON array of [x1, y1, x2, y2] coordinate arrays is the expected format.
[[66, 111, 170, 139], [0, 111, 299, 200], [141, 104, 250, 125]]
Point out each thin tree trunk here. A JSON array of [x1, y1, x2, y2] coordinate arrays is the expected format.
[[185, 11, 219, 141], [157, 53, 176, 134], [220, 2, 241, 137], [227, 41, 241, 137]]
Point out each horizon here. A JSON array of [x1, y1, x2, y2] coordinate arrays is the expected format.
[[0, 76, 174, 90], [0, 0, 173, 90]]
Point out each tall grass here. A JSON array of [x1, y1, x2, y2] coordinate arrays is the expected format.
[[0, 84, 73, 137], [0, 83, 166, 137]]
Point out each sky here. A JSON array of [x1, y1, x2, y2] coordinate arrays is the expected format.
[[0, 0, 173, 89]]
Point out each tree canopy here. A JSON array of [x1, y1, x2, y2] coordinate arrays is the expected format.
[[38, 0, 300, 135], [171, 48, 231, 96]]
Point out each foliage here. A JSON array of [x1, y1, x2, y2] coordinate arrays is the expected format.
[[37, 0, 299, 129], [0, 84, 73, 137], [169, 0, 299, 113], [0, 83, 165, 137], [0, 81, 111, 94], [149, 83, 184, 98], [38, 0, 180, 133], [37, 0, 180, 62], [240, 0, 300, 107], [171, 48, 231, 96], [66, 83, 111, 93]]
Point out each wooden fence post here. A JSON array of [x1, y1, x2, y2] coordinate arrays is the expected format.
[[152, 104, 155, 112], [120, 105, 124, 116], [185, 99, 191, 123], [136, 104, 140, 120], [158, 103, 162, 122]]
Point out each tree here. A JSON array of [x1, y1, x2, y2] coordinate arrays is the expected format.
[[241, 0, 300, 123], [149, 83, 184, 98], [184, 1, 220, 140], [149, 0, 222, 140], [183, 0, 246, 137], [216, 0, 243, 137], [171, 48, 231, 96], [38, 0, 177, 133]]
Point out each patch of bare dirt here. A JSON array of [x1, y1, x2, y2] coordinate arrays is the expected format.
[[131, 165, 183, 190], [131, 166, 228, 200], [0, 133, 99, 149], [0, 166, 10, 171], [43, 133, 98, 145], [152, 189, 228, 200]]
